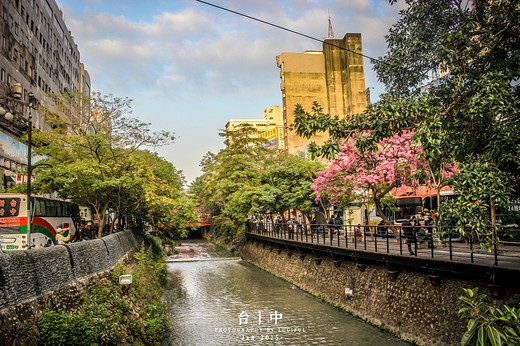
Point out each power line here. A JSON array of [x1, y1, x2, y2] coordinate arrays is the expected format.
[[194, 0, 383, 63]]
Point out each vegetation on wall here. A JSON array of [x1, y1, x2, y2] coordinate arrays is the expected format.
[[24, 239, 169, 345]]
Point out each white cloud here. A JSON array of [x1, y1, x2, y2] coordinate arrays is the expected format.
[[55, 0, 403, 183]]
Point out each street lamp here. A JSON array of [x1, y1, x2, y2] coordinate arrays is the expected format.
[[0, 82, 39, 249]]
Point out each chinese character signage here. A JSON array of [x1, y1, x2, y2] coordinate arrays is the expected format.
[[213, 309, 306, 342]]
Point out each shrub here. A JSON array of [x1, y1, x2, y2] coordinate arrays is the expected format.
[[38, 310, 76, 346], [37, 243, 169, 345], [459, 287, 520, 345]]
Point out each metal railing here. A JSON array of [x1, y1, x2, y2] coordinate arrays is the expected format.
[[245, 220, 520, 269]]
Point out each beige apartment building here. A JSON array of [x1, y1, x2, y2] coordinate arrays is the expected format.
[[277, 33, 367, 154]]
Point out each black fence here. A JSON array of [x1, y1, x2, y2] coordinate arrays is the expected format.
[[245, 220, 520, 269]]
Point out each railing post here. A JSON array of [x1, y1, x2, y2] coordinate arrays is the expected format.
[[469, 226, 474, 263], [449, 235, 453, 261], [399, 227, 403, 255], [430, 228, 434, 258], [413, 233, 417, 256], [364, 226, 367, 250], [386, 228, 390, 254], [493, 226, 498, 266]]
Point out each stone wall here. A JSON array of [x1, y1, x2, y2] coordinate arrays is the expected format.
[[238, 240, 520, 346], [0, 230, 141, 342]]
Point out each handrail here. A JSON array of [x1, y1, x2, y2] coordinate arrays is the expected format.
[[244, 220, 520, 269]]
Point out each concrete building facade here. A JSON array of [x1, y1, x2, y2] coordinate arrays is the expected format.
[[277, 33, 367, 154], [0, 0, 90, 187]]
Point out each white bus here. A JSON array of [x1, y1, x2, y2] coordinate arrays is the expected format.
[[0, 193, 78, 251]]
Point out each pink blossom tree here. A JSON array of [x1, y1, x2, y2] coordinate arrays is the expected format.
[[313, 130, 426, 232]]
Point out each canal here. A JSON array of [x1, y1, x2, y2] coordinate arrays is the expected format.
[[161, 240, 409, 345]]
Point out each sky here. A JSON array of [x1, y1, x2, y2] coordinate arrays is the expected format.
[[54, 0, 405, 185]]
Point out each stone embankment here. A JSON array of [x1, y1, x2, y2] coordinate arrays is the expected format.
[[0, 230, 141, 342], [238, 240, 519, 345]]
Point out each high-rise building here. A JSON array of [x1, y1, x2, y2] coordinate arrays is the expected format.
[[276, 33, 367, 154], [0, 0, 90, 188]]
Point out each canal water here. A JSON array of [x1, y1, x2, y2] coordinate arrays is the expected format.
[[161, 240, 408, 345]]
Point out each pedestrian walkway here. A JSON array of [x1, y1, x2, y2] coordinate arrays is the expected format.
[[245, 221, 520, 270]]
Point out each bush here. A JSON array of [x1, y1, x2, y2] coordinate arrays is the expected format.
[[459, 288, 520, 345], [38, 311, 76, 346], [36, 244, 169, 345]]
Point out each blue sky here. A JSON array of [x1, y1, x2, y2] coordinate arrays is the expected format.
[[55, 0, 405, 185]]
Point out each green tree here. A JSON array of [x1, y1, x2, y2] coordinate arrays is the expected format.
[[257, 152, 324, 223], [125, 150, 198, 239], [201, 126, 268, 217], [292, 0, 520, 242], [192, 126, 269, 242], [192, 127, 323, 242], [373, 0, 520, 230], [28, 92, 190, 238]]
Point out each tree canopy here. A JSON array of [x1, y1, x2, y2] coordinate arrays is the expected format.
[[292, 0, 520, 240], [192, 126, 324, 242], [23, 92, 196, 239]]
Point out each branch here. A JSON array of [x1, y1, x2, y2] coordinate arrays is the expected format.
[[442, 88, 473, 118]]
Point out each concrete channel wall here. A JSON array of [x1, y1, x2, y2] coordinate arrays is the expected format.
[[0, 230, 142, 341], [238, 239, 520, 346]]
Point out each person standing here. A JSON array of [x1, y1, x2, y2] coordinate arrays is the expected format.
[[328, 215, 336, 241], [56, 227, 71, 245], [402, 218, 416, 255], [288, 219, 295, 239], [310, 217, 317, 234], [334, 213, 344, 237]]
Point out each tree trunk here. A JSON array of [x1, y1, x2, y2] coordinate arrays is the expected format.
[[373, 192, 399, 239], [490, 199, 496, 226]]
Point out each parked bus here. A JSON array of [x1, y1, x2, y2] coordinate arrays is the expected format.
[[0, 193, 78, 251], [366, 195, 424, 237], [381, 195, 423, 226], [383, 191, 458, 224], [422, 190, 458, 214]]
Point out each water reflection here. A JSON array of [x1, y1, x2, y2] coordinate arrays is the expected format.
[[162, 240, 408, 345]]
